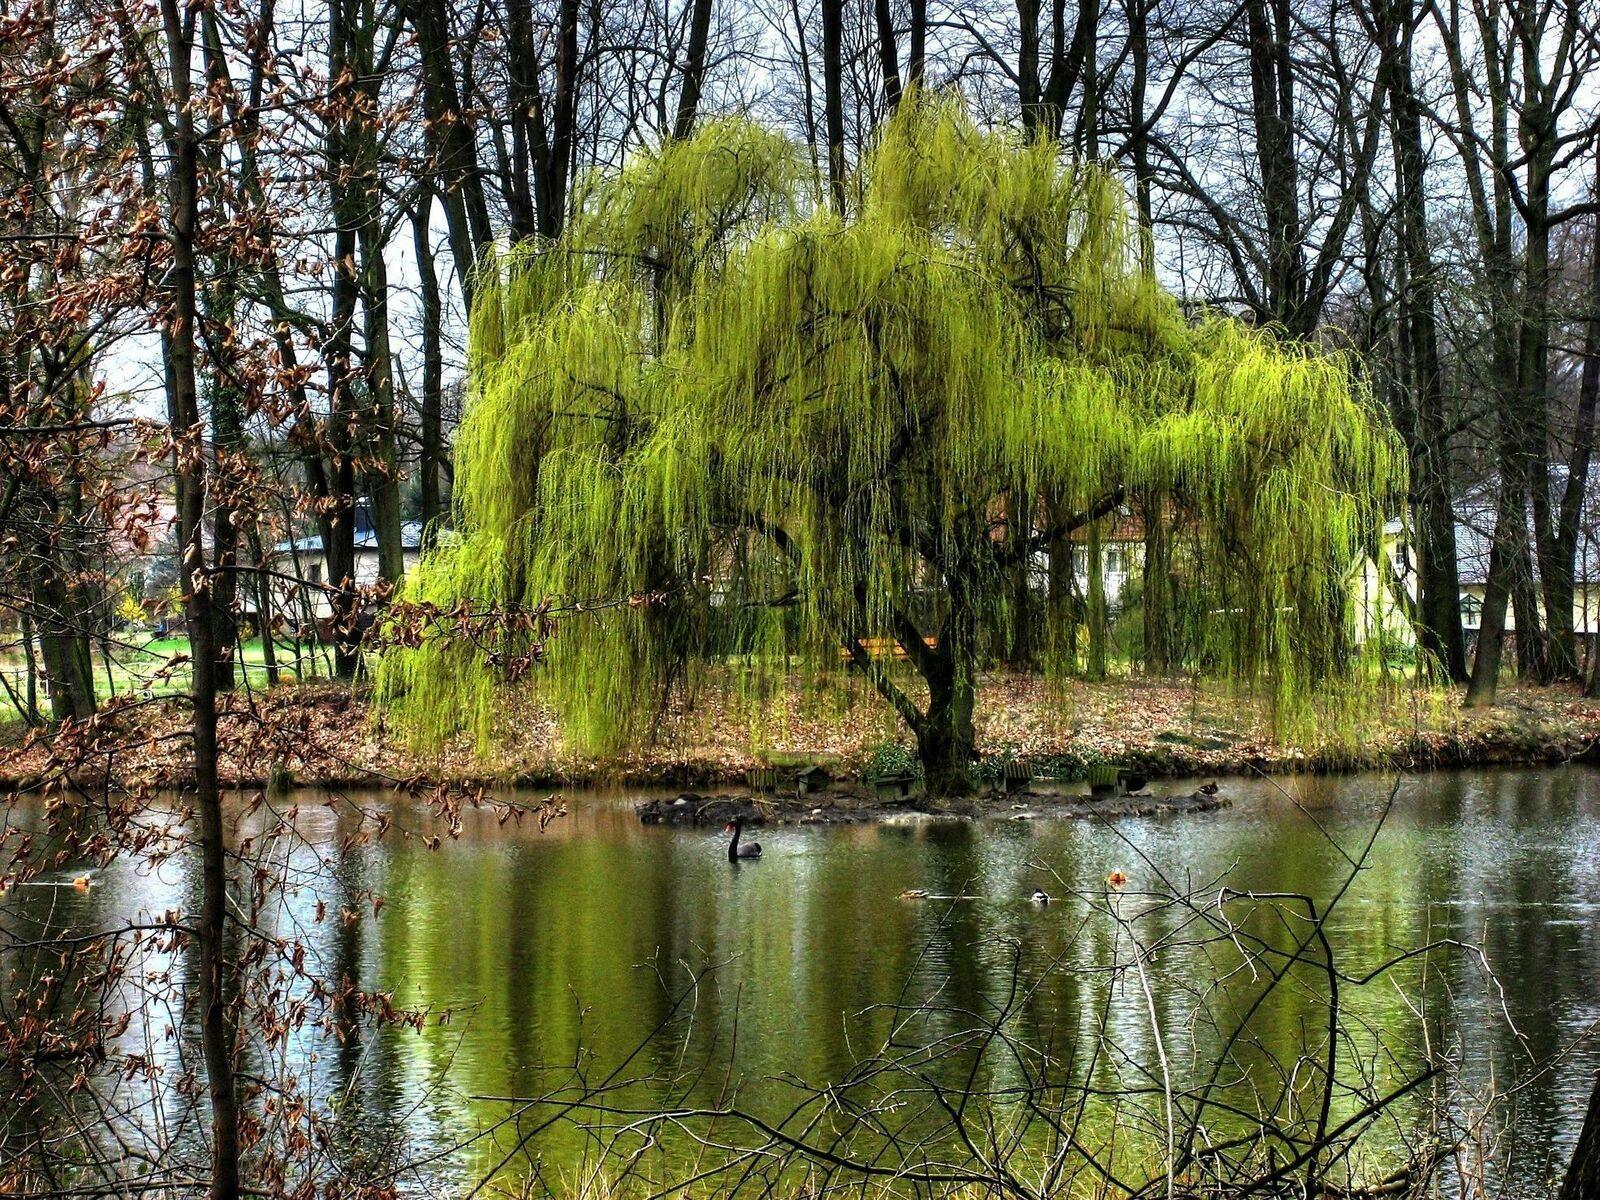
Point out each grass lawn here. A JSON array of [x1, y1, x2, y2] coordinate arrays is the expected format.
[[0, 633, 335, 714]]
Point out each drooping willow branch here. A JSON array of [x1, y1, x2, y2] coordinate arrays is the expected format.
[[379, 92, 1405, 764]]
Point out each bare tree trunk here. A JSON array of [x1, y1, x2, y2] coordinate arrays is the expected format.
[[1042, 0, 1092, 142], [820, 0, 846, 211], [1512, 540, 1547, 682], [1522, 148, 1563, 680], [1017, 0, 1043, 135], [1562, 1071, 1600, 1200], [532, 0, 581, 239], [404, 0, 492, 296], [1245, 0, 1304, 329], [157, 1, 240, 1194], [873, 0, 902, 109], [505, 0, 541, 241], [198, 11, 246, 693], [341, 0, 404, 588], [1125, 0, 1152, 236], [1465, 469, 1523, 707], [413, 187, 445, 543], [906, 0, 925, 88], [1541, 159, 1600, 684], [19, 603, 40, 724], [248, 528, 279, 688], [359, 218, 405, 587], [673, 0, 715, 137], [33, 559, 96, 721], [1389, 0, 1466, 681], [325, 0, 363, 678]]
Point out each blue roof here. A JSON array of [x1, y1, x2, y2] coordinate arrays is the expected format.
[[275, 520, 426, 555]]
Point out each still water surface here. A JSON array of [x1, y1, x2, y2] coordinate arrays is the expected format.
[[9, 767, 1600, 1191]]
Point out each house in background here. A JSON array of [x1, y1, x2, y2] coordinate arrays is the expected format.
[[268, 502, 426, 628], [1354, 502, 1600, 659], [1017, 507, 1145, 611], [1448, 512, 1600, 644]]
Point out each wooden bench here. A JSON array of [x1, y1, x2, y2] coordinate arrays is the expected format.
[[839, 636, 939, 661]]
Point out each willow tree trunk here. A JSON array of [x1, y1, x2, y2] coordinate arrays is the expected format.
[[1086, 519, 1108, 678], [916, 584, 978, 796], [1045, 491, 1078, 672], [1007, 491, 1035, 667], [1141, 490, 1172, 674], [917, 683, 976, 796]]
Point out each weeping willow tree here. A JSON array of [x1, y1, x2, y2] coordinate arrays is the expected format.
[[379, 94, 1404, 795]]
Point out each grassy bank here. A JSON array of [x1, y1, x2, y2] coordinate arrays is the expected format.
[[5, 671, 1599, 792]]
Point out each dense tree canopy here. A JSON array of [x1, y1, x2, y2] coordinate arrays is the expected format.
[[380, 94, 1403, 792]]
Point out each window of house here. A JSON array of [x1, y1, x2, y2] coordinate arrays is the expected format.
[[1393, 540, 1411, 578], [308, 562, 323, 586], [1105, 548, 1125, 577], [1460, 592, 1482, 629]]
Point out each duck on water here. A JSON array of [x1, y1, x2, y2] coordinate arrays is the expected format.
[[724, 818, 762, 860]]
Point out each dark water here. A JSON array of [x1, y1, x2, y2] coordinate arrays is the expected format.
[[6, 767, 1600, 1192]]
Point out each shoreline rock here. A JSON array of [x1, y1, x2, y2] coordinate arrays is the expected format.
[[635, 784, 1231, 827]]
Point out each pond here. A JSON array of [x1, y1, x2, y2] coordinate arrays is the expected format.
[[5, 767, 1600, 1194]]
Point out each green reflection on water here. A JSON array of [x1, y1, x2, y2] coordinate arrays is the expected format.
[[332, 770, 1597, 1190], [6, 768, 1598, 1192]]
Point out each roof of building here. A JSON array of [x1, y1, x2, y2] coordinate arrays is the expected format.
[[274, 501, 427, 556], [1388, 494, 1600, 586], [276, 521, 427, 555], [1450, 515, 1600, 585]]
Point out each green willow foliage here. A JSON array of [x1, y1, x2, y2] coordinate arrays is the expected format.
[[379, 94, 1405, 781]]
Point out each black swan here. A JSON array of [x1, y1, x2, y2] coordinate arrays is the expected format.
[[724, 818, 762, 860]]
